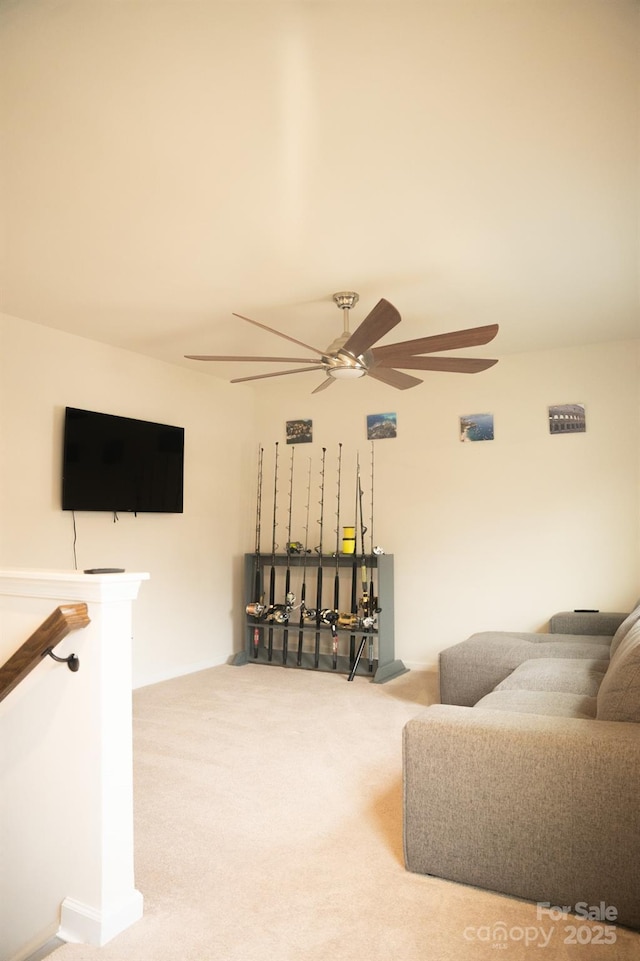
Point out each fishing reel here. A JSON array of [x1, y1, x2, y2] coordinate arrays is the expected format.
[[319, 609, 375, 632], [246, 591, 296, 623], [337, 612, 360, 630], [287, 541, 310, 554], [319, 608, 338, 626], [319, 608, 339, 638], [300, 605, 318, 622], [358, 592, 380, 630], [265, 592, 296, 624]]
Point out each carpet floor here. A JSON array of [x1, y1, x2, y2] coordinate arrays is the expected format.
[[50, 663, 639, 960]]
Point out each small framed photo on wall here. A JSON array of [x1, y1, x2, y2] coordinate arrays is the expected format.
[[548, 403, 585, 434], [286, 419, 313, 444], [459, 413, 494, 442], [366, 413, 397, 440]]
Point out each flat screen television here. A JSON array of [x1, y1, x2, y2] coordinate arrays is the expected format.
[[62, 407, 184, 513]]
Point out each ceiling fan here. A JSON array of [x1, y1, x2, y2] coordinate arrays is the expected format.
[[185, 292, 499, 394]]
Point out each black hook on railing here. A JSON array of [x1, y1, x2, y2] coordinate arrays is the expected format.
[[43, 648, 80, 672]]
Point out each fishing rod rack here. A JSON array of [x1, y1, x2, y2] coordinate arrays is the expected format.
[[233, 552, 407, 683]]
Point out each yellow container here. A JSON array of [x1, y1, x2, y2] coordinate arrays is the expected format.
[[342, 526, 356, 554]]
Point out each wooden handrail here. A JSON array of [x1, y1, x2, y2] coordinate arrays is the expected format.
[[0, 603, 91, 704]]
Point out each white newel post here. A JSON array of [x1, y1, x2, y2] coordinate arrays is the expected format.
[[0, 570, 149, 959]]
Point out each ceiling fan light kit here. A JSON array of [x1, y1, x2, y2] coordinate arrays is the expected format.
[[329, 367, 366, 381], [185, 292, 499, 393]]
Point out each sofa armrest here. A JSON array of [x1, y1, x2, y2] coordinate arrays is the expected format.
[[403, 704, 640, 930], [548, 610, 627, 636]]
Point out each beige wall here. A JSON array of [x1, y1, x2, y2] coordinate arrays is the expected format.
[[1, 313, 639, 680], [252, 340, 640, 667], [0, 312, 256, 687]]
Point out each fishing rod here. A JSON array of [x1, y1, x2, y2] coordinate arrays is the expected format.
[[329, 442, 343, 669], [349, 452, 359, 666], [249, 446, 264, 658], [282, 446, 296, 665], [368, 441, 377, 672], [297, 457, 312, 666], [267, 441, 279, 662], [348, 456, 374, 682], [314, 447, 327, 669], [358, 460, 370, 626]]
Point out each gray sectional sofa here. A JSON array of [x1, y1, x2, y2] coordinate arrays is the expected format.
[[403, 606, 640, 930]]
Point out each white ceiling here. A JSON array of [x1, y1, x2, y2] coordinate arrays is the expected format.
[[1, 0, 638, 387]]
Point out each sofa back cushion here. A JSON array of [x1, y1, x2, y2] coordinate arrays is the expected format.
[[609, 602, 640, 659], [597, 620, 640, 722]]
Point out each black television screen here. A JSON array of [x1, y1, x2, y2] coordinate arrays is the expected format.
[[62, 407, 184, 513]]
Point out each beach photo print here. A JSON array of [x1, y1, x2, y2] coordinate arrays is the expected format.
[[459, 413, 494, 443]]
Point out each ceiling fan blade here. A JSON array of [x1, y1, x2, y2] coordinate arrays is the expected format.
[[185, 354, 323, 363], [366, 367, 423, 390], [311, 376, 335, 394], [372, 323, 499, 359], [342, 299, 401, 357], [373, 356, 498, 373], [232, 312, 325, 357], [230, 366, 322, 384]]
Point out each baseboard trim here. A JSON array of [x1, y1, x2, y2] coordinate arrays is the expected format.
[[402, 659, 438, 673], [22, 936, 65, 961], [58, 890, 143, 947], [135, 658, 438, 689], [133, 657, 226, 689]]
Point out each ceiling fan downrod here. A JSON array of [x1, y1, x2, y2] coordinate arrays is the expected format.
[[325, 292, 369, 379], [332, 291, 359, 335]]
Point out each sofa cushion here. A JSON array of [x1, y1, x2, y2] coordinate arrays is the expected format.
[[474, 689, 597, 719], [492, 658, 608, 698], [597, 621, 640, 722], [439, 632, 612, 707]]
